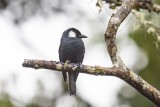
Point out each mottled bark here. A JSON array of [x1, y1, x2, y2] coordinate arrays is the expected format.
[[102, 0, 160, 13], [104, 0, 160, 106], [22, 59, 160, 105]]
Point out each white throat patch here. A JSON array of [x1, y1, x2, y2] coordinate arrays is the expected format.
[[68, 31, 76, 37]]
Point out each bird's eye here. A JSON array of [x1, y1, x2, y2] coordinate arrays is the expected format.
[[68, 31, 76, 37]]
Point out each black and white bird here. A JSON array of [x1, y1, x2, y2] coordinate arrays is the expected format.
[[59, 28, 87, 95]]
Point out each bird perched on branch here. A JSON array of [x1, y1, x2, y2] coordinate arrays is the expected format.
[[59, 28, 87, 95]]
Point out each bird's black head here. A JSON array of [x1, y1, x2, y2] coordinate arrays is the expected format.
[[62, 28, 87, 38]]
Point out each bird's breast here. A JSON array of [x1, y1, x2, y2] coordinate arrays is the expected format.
[[60, 38, 85, 63]]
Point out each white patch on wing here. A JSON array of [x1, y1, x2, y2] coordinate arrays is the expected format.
[[68, 31, 76, 37]]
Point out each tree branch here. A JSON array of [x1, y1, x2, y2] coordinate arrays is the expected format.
[[105, 0, 134, 67], [104, 0, 160, 106], [101, 0, 160, 13], [22, 59, 160, 105]]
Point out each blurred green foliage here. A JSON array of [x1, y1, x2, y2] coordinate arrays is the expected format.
[[0, 98, 14, 107], [0, 94, 14, 107], [118, 11, 160, 107]]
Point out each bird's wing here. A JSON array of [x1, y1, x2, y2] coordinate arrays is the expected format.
[[58, 40, 63, 62]]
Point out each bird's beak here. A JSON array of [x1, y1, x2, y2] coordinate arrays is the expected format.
[[80, 35, 87, 38]]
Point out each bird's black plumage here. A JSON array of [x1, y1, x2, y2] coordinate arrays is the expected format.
[[59, 28, 87, 95]]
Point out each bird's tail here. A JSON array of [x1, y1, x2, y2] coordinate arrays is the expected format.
[[68, 71, 79, 95], [62, 72, 67, 82]]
